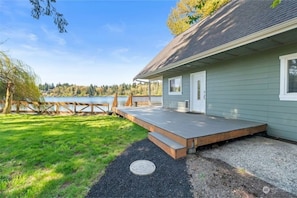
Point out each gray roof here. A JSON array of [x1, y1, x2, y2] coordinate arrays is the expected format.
[[135, 0, 297, 80]]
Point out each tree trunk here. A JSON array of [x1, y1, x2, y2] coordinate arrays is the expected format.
[[3, 82, 14, 114]]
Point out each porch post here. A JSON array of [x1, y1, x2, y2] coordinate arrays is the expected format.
[[148, 80, 152, 106]]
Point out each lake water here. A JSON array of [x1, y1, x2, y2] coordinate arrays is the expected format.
[[44, 96, 128, 112], [44, 96, 128, 106], [43, 96, 162, 112], [3, 96, 161, 113]]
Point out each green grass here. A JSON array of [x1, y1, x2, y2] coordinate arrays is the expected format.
[[0, 114, 147, 198]]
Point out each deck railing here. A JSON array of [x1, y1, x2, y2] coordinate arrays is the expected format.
[[0, 100, 109, 114], [112, 94, 162, 109], [132, 95, 162, 106]]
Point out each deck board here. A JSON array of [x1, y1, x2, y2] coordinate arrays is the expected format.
[[116, 106, 266, 139], [116, 106, 267, 159]]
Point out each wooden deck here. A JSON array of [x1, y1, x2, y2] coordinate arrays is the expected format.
[[116, 106, 267, 159]]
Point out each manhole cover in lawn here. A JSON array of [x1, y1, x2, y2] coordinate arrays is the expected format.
[[130, 160, 156, 176]]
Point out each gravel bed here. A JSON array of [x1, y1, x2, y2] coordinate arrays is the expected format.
[[187, 154, 296, 198], [86, 138, 192, 198], [199, 136, 297, 195]]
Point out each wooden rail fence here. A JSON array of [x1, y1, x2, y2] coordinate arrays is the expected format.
[[0, 100, 109, 115]]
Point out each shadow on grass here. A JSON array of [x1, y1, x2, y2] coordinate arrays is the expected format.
[[0, 115, 147, 197]]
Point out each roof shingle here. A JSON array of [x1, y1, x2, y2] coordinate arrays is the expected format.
[[135, 0, 297, 79]]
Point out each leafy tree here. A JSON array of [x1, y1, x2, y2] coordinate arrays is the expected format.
[[76, 88, 81, 95], [271, 0, 281, 8], [167, 0, 282, 36], [87, 84, 96, 96], [167, 0, 229, 36], [0, 52, 42, 114], [188, 0, 230, 24], [29, 0, 68, 33], [39, 82, 163, 97], [0, 81, 5, 99], [167, 0, 198, 36]]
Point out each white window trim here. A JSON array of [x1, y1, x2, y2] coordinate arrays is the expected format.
[[279, 52, 297, 101], [168, 76, 182, 95]]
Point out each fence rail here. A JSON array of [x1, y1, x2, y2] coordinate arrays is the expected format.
[[112, 94, 162, 109], [0, 100, 109, 114]]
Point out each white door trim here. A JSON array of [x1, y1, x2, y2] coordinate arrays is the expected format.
[[190, 71, 206, 113]]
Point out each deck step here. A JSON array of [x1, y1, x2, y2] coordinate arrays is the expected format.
[[148, 132, 187, 159]]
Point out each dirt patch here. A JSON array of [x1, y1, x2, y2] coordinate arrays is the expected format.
[[187, 154, 296, 198]]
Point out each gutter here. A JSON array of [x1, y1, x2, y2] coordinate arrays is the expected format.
[[134, 18, 297, 80]]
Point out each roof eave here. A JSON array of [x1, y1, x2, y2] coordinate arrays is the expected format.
[[134, 17, 297, 80]]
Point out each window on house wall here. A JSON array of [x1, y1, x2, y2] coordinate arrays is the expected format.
[[168, 76, 182, 95], [279, 53, 297, 101]]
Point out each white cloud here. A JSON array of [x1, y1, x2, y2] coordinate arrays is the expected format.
[[41, 26, 66, 46], [28, 33, 38, 41], [1, 40, 148, 86], [155, 38, 171, 49], [111, 47, 130, 63], [1, 28, 35, 42], [20, 44, 39, 51], [104, 23, 125, 33], [112, 48, 129, 54], [0, 0, 30, 19]]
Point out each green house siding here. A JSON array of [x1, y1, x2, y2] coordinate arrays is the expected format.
[[206, 44, 297, 141], [163, 73, 191, 109], [162, 44, 297, 141]]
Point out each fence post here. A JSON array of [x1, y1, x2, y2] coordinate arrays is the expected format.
[[0, 100, 2, 112], [38, 102, 41, 114], [56, 103, 60, 114], [125, 93, 133, 106], [16, 101, 20, 113], [112, 93, 118, 112], [91, 104, 94, 114], [148, 80, 152, 106], [74, 102, 77, 114]]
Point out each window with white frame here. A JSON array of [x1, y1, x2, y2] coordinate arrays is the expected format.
[[168, 76, 182, 95], [279, 53, 297, 101]]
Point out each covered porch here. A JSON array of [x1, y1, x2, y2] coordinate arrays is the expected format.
[[116, 106, 267, 159]]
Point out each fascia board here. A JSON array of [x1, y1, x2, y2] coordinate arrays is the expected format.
[[135, 18, 297, 80]]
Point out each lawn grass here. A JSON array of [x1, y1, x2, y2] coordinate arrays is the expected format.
[[0, 114, 147, 198]]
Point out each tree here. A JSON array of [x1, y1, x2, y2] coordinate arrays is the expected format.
[[29, 0, 68, 33], [167, 0, 230, 36], [167, 0, 198, 36], [0, 81, 5, 99], [271, 0, 281, 8], [0, 52, 42, 114], [167, 0, 281, 36], [188, 0, 230, 24], [87, 84, 96, 96]]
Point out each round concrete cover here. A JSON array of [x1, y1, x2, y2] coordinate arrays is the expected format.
[[130, 160, 156, 176]]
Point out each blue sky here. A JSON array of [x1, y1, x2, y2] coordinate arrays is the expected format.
[[0, 0, 176, 86]]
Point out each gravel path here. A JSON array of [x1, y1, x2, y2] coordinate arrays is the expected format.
[[86, 139, 192, 198]]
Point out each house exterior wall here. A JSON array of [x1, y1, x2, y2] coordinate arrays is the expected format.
[[163, 73, 191, 109], [162, 44, 297, 141]]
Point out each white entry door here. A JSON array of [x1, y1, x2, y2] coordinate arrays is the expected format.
[[190, 71, 206, 113]]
